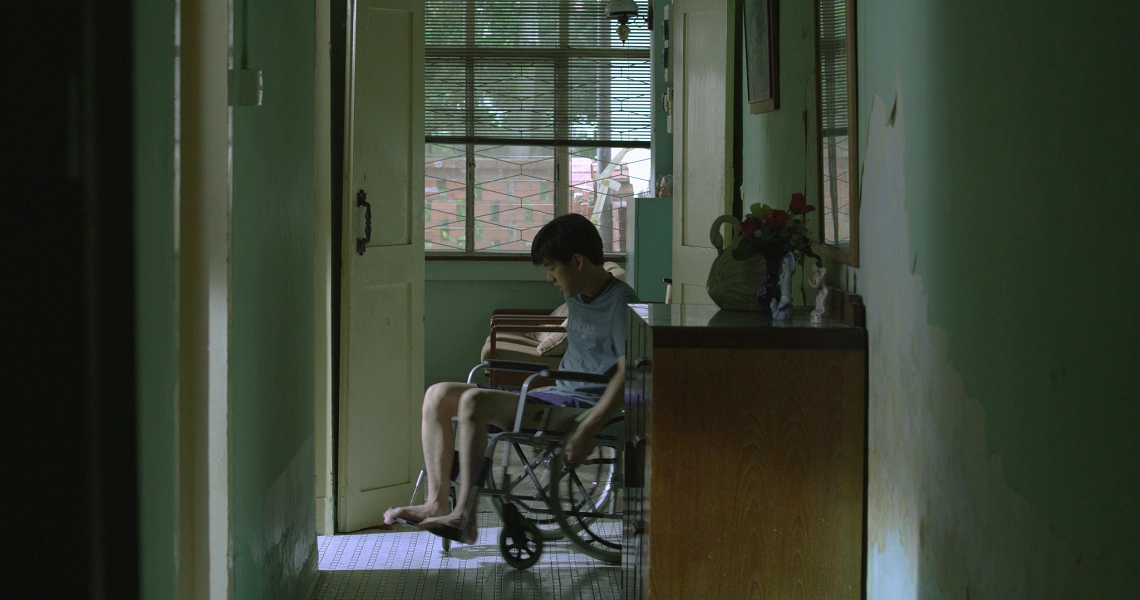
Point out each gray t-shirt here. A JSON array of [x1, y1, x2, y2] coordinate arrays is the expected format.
[[534, 275, 639, 406]]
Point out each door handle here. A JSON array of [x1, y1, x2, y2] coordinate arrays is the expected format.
[[356, 189, 371, 255]]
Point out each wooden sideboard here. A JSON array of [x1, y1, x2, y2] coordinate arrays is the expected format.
[[622, 303, 868, 599]]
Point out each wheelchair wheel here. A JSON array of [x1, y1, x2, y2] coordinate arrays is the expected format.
[[486, 439, 566, 541], [499, 503, 544, 570], [549, 443, 622, 564]]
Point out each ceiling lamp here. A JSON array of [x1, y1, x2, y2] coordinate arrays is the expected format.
[[606, 0, 640, 43]]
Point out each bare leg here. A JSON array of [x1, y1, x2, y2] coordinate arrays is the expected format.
[[418, 387, 519, 543], [383, 382, 475, 525]]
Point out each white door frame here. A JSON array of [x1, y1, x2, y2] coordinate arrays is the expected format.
[[177, 0, 234, 596], [313, 0, 337, 536]]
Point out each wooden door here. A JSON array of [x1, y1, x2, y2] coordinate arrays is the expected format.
[[337, 0, 425, 532], [671, 0, 735, 305]]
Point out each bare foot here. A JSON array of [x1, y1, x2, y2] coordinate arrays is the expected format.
[[383, 503, 447, 526], [417, 511, 478, 545]]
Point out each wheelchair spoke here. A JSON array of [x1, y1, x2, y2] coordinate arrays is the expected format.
[[562, 480, 620, 549], [487, 438, 565, 538], [496, 445, 551, 504], [549, 446, 623, 562], [564, 470, 604, 527], [515, 444, 556, 500]]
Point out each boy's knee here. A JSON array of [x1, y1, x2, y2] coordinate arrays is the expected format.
[[456, 389, 484, 421], [423, 382, 452, 417]]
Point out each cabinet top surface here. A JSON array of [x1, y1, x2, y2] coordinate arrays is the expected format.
[[628, 303, 866, 350]]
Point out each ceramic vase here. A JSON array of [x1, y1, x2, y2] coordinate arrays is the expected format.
[[706, 215, 766, 311]]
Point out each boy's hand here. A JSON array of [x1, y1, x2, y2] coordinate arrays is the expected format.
[[563, 428, 596, 467], [564, 356, 624, 467]]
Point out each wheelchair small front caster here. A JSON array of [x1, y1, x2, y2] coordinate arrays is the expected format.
[[499, 502, 542, 570]]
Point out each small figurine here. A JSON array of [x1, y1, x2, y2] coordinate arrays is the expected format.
[[770, 251, 796, 320], [810, 262, 828, 323]]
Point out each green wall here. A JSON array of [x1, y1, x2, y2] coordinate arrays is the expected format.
[[134, 0, 177, 597], [231, 0, 318, 598], [859, 1, 1139, 597], [425, 262, 566, 386], [742, 0, 1140, 596], [738, 0, 816, 215]]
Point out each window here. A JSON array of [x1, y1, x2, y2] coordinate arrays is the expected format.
[[424, 0, 652, 255], [816, 0, 860, 265]]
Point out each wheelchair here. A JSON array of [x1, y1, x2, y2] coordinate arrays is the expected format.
[[407, 359, 624, 570]]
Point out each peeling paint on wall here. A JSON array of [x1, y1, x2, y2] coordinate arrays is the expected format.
[[239, 439, 318, 600], [861, 79, 1140, 599]]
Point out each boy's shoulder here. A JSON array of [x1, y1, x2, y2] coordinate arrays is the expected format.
[[589, 277, 637, 304], [613, 279, 639, 303], [569, 277, 639, 306], [600, 279, 639, 317]]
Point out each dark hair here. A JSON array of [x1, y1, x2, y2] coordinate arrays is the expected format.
[[530, 213, 604, 266]]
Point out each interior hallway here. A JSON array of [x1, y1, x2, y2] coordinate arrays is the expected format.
[[12, 0, 1140, 597]]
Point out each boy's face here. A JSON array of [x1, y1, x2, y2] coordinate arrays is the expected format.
[[542, 255, 584, 297]]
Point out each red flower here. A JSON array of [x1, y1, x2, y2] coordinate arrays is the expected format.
[[763, 209, 789, 228], [741, 216, 758, 237], [788, 192, 815, 214]]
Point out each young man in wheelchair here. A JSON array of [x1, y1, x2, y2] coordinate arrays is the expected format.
[[383, 213, 638, 544]]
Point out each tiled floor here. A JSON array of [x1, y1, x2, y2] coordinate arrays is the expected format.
[[310, 509, 622, 600]]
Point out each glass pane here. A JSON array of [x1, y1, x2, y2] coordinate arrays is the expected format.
[[424, 57, 467, 139], [425, 1, 652, 146], [821, 133, 850, 244], [424, 0, 652, 49], [473, 60, 556, 141], [566, 58, 653, 143], [818, 0, 852, 249], [472, 0, 561, 47], [568, 147, 652, 254], [425, 143, 468, 251], [472, 145, 555, 252]]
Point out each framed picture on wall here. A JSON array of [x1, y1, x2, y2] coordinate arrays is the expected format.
[[745, 0, 780, 113]]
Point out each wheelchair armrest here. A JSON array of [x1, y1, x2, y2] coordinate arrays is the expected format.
[[468, 359, 552, 385]]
